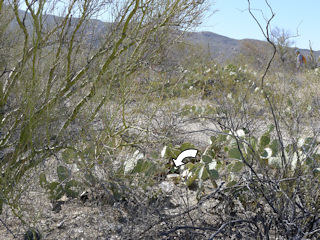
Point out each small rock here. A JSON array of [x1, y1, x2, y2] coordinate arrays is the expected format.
[[113, 202, 121, 208], [115, 224, 122, 233], [159, 181, 175, 193], [166, 174, 180, 183], [52, 202, 62, 213], [57, 220, 66, 229], [58, 195, 69, 202], [80, 190, 90, 203]]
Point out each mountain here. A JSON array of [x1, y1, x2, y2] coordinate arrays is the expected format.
[[6, 7, 320, 65], [184, 31, 320, 64], [184, 31, 241, 61]]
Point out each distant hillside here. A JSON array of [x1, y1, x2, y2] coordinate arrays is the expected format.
[[184, 31, 241, 61], [8, 7, 320, 65], [184, 31, 320, 64]]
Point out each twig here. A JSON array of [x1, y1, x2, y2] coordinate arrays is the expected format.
[[247, 0, 287, 173], [0, 217, 16, 238], [209, 219, 258, 239], [304, 227, 320, 238], [160, 226, 217, 236], [138, 182, 225, 238]]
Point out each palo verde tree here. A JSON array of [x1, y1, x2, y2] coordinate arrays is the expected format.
[[0, 0, 212, 219]]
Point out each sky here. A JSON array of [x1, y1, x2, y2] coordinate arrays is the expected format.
[[199, 0, 320, 51]]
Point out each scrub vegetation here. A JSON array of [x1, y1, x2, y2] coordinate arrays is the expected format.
[[0, 0, 319, 239]]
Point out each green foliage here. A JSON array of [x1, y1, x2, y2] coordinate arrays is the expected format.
[[62, 149, 77, 164], [83, 173, 97, 186], [131, 159, 157, 177], [47, 182, 65, 201], [57, 166, 69, 182], [149, 124, 320, 202], [65, 180, 80, 199], [39, 166, 81, 200], [228, 148, 242, 160]]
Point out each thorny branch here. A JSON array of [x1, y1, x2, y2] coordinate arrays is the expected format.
[[247, 0, 287, 170]]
